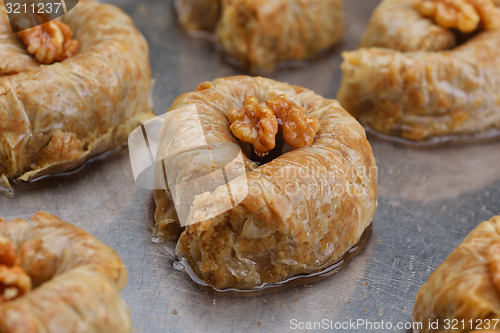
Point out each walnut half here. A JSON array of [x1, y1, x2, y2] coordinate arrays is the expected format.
[[17, 20, 79, 64], [229, 95, 320, 157], [415, 0, 500, 32], [0, 236, 32, 303], [228, 96, 278, 157]]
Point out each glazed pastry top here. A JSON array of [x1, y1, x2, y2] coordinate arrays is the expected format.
[[0, 0, 154, 184], [0, 2, 38, 74], [154, 76, 377, 289], [360, 0, 500, 51], [359, 0, 456, 52], [338, 0, 500, 142]]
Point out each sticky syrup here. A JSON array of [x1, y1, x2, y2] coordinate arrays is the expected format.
[[172, 224, 371, 297], [363, 123, 500, 148], [2, 145, 126, 196]]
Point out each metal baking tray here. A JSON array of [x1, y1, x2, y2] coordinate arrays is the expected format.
[[1, 0, 500, 332]]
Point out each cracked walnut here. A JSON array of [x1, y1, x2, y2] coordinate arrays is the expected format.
[[415, 0, 500, 32], [229, 95, 320, 157], [18, 20, 79, 64], [0, 236, 31, 303]]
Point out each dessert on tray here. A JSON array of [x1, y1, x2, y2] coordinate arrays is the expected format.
[[338, 0, 500, 144], [0, 1, 154, 192], [176, 0, 345, 72], [0, 211, 131, 332], [413, 215, 500, 333], [153, 76, 377, 290]]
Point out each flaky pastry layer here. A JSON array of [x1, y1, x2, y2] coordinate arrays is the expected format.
[[338, 0, 500, 142], [154, 76, 377, 289], [0, 0, 154, 185], [413, 216, 500, 333], [0, 211, 131, 332], [176, 0, 344, 71]]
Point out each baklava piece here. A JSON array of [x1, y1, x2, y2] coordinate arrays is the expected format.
[[176, 0, 345, 71], [153, 76, 377, 289], [338, 0, 500, 144], [0, 212, 131, 332], [413, 216, 500, 333], [0, 1, 154, 192]]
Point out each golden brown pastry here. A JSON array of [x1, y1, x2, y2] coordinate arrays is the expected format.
[[413, 216, 500, 333], [176, 0, 345, 71], [153, 76, 377, 289], [338, 0, 500, 143], [0, 211, 131, 332], [0, 3, 38, 74], [0, 0, 154, 191]]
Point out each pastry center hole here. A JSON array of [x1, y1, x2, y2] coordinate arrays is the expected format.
[[450, 27, 482, 47], [238, 131, 291, 166]]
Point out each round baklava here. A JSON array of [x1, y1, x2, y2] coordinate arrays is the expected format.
[[176, 0, 345, 72], [153, 76, 377, 289], [338, 0, 500, 144], [0, 1, 154, 191], [0, 211, 131, 332]]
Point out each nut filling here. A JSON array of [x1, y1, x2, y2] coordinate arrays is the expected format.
[[0, 236, 31, 303], [415, 0, 500, 32], [228, 95, 320, 157], [18, 20, 79, 64]]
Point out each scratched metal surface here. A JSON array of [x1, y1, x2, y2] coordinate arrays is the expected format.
[[1, 0, 500, 332]]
